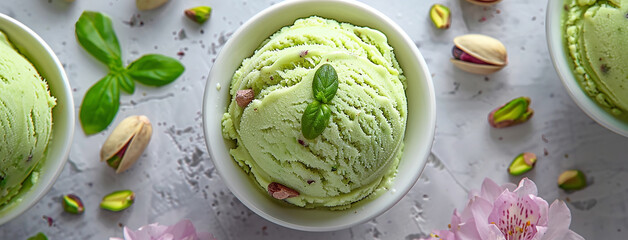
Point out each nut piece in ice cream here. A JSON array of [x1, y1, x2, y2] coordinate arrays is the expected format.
[[268, 182, 299, 200], [100, 115, 152, 173], [451, 34, 507, 75], [236, 89, 255, 108]]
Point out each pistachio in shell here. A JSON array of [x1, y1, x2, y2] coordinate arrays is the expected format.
[[451, 34, 507, 75], [464, 0, 503, 6], [100, 115, 153, 173]]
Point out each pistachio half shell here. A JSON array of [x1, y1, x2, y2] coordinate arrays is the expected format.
[[100, 115, 153, 173], [464, 0, 502, 6], [451, 34, 507, 75], [136, 0, 169, 10]]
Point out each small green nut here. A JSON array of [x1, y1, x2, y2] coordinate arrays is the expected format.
[[27, 232, 48, 240], [184, 6, 212, 24], [100, 190, 135, 212], [508, 152, 537, 176], [62, 194, 85, 214], [558, 170, 587, 190], [430, 4, 451, 29], [488, 97, 534, 128]]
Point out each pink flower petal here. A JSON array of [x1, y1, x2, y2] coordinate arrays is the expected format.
[[514, 178, 538, 197], [468, 196, 494, 239], [540, 200, 578, 240], [479, 178, 505, 203], [487, 224, 507, 240], [488, 191, 543, 240]]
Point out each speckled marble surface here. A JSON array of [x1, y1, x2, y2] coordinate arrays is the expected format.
[[1, 0, 627, 239]]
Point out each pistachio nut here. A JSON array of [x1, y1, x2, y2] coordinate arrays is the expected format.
[[236, 89, 255, 108], [62, 194, 85, 214], [100, 115, 152, 173], [488, 97, 533, 128], [451, 34, 507, 75], [558, 170, 587, 190], [508, 152, 537, 176], [100, 190, 135, 211], [464, 0, 502, 6], [184, 6, 212, 24], [429, 4, 451, 29], [267, 182, 299, 200], [136, 0, 169, 10]]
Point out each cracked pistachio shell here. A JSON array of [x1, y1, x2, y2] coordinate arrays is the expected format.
[[464, 0, 502, 6], [136, 0, 169, 10], [100, 115, 152, 173], [451, 34, 507, 75]]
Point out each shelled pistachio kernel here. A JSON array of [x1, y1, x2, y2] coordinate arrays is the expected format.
[[488, 97, 534, 128], [100, 190, 135, 211], [508, 152, 537, 176], [62, 194, 85, 214], [430, 4, 451, 29], [184, 6, 212, 24], [558, 170, 587, 190]]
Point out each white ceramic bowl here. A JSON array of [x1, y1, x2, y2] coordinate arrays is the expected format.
[[546, 1, 628, 137], [202, 0, 435, 231], [0, 13, 74, 224]]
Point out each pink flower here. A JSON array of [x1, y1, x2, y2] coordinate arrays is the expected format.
[[421, 178, 584, 240], [110, 219, 216, 240]]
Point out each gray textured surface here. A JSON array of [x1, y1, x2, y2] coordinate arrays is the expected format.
[[0, 0, 626, 239]]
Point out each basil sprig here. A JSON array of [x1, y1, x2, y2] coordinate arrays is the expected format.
[[76, 11, 184, 135], [301, 64, 338, 139]]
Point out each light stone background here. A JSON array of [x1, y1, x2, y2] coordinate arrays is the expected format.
[[1, 0, 626, 239]]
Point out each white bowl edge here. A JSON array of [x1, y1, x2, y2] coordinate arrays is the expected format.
[[546, 0, 628, 137], [0, 13, 75, 225]]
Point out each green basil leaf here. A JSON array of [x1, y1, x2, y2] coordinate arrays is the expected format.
[[312, 64, 338, 104], [126, 54, 185, 86], [75, 11, 123, 68], [80, 75, 120, 135], [115, 72, 135, 94], [27, 233, 48, 240], [301, 101, 332, 139]]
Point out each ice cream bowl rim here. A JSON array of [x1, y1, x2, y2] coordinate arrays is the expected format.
[[0, 13, 75, 225], [202, 0, 435, 231], [546, 0, 628, 137]]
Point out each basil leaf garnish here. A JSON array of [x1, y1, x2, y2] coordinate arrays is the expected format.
[[79, 75, 120, 135], [301, 100, 332, 140], [75, 11, 185, 135], [312, 64, 338, 104], [126, 54, 185, 86], [75, 11, 123, 68]]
